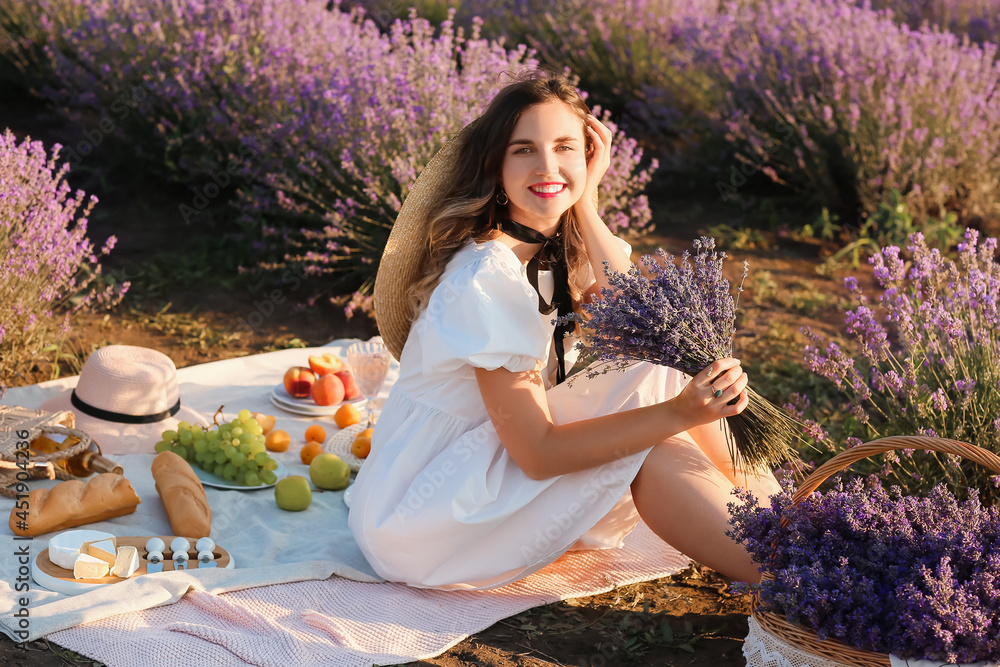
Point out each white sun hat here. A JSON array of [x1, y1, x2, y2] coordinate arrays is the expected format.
[[39, 345, 207, 455]]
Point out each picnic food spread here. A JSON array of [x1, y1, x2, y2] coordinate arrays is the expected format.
[[155, 408, 282, 487], [151, 451, 212, 538], [9, 472, 142, 537], [5, 345, 374, 603]]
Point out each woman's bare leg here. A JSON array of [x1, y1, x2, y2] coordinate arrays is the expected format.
[[686, 419, 781, 499], [630, 428, 778, 583]]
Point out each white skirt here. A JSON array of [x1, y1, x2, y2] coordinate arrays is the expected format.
[[348, 361, 688, 590]]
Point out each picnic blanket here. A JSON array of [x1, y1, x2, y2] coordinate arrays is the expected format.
[[0, 341, 690, 665]]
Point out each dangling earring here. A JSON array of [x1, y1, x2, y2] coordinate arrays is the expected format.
[[496, 186, 508, 206]]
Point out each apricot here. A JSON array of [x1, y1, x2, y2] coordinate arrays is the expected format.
[[351, 435, 371, 459], [334, 404, 362, 429], [300, 440, 323, 465], [265, 429, 291, 453], [310, 373, 345, 406], [304, 424, 327, 444], [251, 412, 276, 435]]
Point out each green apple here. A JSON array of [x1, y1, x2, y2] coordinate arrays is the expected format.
[[274, 475, 312, 511], [309, 453, 351, 491]]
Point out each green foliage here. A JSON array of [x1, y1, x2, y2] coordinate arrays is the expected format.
[[830, 190, 963, 267]]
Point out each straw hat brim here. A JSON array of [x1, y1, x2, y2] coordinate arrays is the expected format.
[[374, 128, 470, 360]]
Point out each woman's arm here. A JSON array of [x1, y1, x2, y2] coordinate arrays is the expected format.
[[475, 358, 749, 480], [574, 114, 631, 297]]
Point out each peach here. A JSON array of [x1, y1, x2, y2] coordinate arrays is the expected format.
[[308, 352, 344, 376], [310, 373, 345, 406], [334, 369, 361, 400], [283, 366, 316, 398]]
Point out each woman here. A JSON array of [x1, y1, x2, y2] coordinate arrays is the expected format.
[[348, 73, 779, 589]]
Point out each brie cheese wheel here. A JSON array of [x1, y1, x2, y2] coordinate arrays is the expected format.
[[86, 538, 118, 565], [48, 530, 116, 570], [111, 546, 140, 578], [73, 553, 110, 580]]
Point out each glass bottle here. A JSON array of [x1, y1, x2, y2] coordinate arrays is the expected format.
[[29, 432, 124, 477]]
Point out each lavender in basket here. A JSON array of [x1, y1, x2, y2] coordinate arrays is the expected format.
[[728, 477, 1000, 663], [563, 237, 794, 470]]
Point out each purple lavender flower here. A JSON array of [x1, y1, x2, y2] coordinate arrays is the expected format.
[[568, 237, 794, 469], [729, 478, 1000, 661], [800, 229, 1000, 503], [0, 129, 127, 391]]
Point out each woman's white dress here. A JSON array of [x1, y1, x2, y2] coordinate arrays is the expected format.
[[348, 239, 687, 590]]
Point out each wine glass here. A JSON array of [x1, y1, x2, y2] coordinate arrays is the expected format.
[[347, 340, 392, 427]]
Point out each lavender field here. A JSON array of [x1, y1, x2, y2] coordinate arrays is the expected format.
[[3, 0, 1000, 664]]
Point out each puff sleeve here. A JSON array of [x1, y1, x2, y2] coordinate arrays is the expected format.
[[418, 251, 550, 375]]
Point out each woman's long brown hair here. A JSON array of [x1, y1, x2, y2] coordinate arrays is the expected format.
[[405, 73, 595, 322]]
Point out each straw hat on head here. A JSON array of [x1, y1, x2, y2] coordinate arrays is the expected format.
[[40, 345, 206, 455], [374, 129, 470, 361]]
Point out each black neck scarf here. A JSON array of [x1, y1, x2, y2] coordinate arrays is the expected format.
[[498, 219, 571, 384]]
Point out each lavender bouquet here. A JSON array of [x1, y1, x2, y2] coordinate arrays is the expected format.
[[567, 237, 794, 470], [729, 477, 1000, 662]]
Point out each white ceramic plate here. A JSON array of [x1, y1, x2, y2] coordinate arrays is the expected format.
[[325, 423, 369, 472], [192, 460, 287, 490], [270, 384, 365, 416]]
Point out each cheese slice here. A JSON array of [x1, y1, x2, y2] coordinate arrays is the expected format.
[[73, 553, 110, 579], [85, 538, 118, 566], [111, 546, 140, 578], [48, 530, 116, 570]]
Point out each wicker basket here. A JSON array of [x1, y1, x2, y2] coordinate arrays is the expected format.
[[750, 435, 1000, 667], [0, 405, 94, 498]]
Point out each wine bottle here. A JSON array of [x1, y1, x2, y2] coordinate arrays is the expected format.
[[29, 432, 124, 477]]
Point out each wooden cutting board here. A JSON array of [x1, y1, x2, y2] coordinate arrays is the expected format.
[[34, 535, 233, 592]]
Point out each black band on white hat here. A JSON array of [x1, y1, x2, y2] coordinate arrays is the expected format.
[[71, 389, 181, 424]]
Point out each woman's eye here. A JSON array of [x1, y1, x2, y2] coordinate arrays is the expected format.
[[514, 147, 531, 154], [558, 145, 574, 151]]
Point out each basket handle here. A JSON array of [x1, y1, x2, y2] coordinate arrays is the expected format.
[[792, 435, 1000, 506]]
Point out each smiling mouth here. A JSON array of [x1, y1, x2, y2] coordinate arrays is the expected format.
[[529, 183, 567, 196]]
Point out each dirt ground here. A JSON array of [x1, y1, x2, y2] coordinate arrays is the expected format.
[[1, 93, 861, 667]]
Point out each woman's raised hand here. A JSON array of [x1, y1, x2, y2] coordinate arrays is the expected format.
[[669, 358, 749, 430], [576, 114, 613, 213]]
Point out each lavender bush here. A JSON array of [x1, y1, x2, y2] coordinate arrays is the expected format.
[[798, 229, 1000, 502], [0, 1, 658, 314], [566, 237, 795, 470], [729, 477, 1000, 662], [470, 0, 724, 159], [0, 129, 127, 391], [345, 0, 726, 164], [695, 0, 1000, 223], [867, 0, 1000, 46]]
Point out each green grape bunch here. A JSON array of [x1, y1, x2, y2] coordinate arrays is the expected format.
[[155, 408, 280, 486]]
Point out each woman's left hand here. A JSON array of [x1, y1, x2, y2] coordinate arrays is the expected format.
[[576, 114, 613, 213]]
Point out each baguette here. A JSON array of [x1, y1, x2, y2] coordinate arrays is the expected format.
[[151, 451, 211, 538], [8, 473, 141, 537]]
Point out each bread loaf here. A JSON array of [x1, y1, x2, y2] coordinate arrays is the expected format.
[[151, 451, 211, 538], [8, 473, 141, 537]]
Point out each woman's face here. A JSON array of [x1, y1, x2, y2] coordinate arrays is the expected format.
[[500, 100, 588, 233]]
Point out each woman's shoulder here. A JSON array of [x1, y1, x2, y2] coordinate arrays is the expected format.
[[441, 239, 525, 285], [427, 239, 538, 315]]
